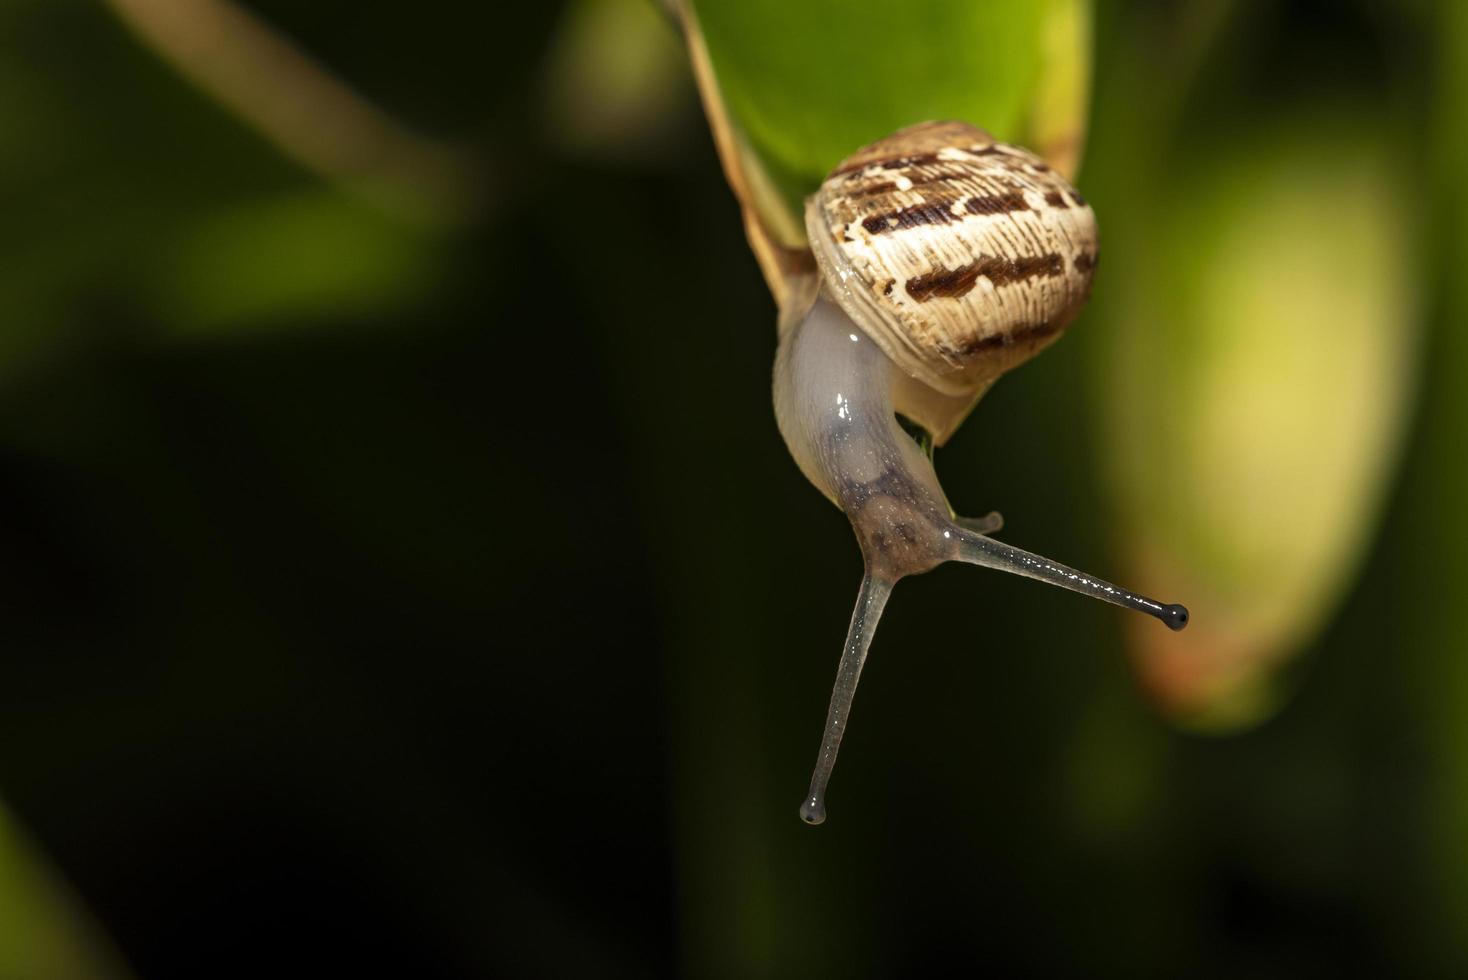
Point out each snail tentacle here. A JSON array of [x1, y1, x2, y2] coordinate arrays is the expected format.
[[950, 528, 1190, 631], [799, 571, 894, 826], [956, 511, 1004, 535]]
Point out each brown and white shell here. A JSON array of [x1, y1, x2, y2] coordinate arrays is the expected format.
[[806, 120, 1098, 443]]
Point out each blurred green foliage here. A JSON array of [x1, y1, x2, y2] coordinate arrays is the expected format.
[[153, 190, 440, 334], [1094, 105, 1419, 727], [1411, 0, 1468, 947], [0, 804, 129, 980], [1, 1, 1467, 978]]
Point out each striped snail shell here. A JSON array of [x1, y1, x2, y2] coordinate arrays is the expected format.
[[774, 121, 1186, 827], [805, 120, 1098, 443]]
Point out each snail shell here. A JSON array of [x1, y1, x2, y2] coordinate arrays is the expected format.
[[806, 121, 1098, 443]]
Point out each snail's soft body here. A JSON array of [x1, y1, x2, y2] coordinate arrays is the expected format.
[[772, 122, 1188, 825]]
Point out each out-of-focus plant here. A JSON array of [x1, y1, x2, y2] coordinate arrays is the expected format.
[[541, 0, 691, 161], [0, 803, 130, 980], [1080, 3, 1424, 730], [1414, 0, 1468, 953], [104, 0, 478, 224], [1097, 122, 1419, 729], [0, 0, 468, 385]]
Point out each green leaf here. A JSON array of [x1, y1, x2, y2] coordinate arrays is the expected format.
[[684, 0, 1091, 254]]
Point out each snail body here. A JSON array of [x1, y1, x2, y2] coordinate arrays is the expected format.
[[774, 123, 1187, 825]]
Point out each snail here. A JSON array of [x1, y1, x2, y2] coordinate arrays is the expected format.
[[774, 121, 1189, 826]]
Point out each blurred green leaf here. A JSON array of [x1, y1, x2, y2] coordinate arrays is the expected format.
[[0, 0, 459, 380], [0, 804, 130, 980], [1098, 119, 1421, 729], [541, 0, 691, 160], [1412, 0, 1468, 957], [149, 189, 440, 336]]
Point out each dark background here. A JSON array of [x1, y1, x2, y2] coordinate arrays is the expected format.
[[2, 1, 1465, 977]]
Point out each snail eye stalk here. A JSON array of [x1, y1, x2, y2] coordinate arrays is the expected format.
[[799, 573, 893, 826], [797, 518, 1188, 827], [952, 528, 1190, 631], [797, 512, 1187, 827]]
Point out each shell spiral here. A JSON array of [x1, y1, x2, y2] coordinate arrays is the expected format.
[[807, 121, 1098, 442]]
